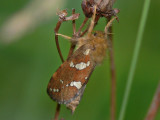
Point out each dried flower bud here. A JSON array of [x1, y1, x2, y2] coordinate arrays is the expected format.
[[56, 9, 80, 21], [81, 0, 119, 18]]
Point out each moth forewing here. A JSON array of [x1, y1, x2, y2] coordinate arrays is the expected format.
[[47, 44, 96, 108]]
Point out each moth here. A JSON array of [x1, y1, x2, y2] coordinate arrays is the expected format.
[[47, 6, 117, 113]]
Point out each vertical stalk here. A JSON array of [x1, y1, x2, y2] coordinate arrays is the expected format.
[[107, 17, 116, 120], [54, 104, 61, 120]]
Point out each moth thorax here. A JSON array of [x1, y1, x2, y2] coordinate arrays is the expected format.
[[76, 37, 88, 50], [91, 38, 108, 65]]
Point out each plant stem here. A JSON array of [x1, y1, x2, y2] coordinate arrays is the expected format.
[[107, 17, 116, 120], [54, 104, 61, 120], [118, 0, 151, 120]]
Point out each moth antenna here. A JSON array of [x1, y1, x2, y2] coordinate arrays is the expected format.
[[56, 33, 72, 40], [56, 33, 79, 45], [104, 17, 117, 35], [87, 5, 97, 36], [107, 33, 115, 35]]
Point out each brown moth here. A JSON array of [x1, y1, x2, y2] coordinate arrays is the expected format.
[[47, 6, 117, 113]]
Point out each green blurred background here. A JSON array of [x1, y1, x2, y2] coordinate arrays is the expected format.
[[0, 0, 160, 120]]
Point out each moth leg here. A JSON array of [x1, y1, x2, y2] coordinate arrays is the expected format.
[[87, 5, 97, 36], [104, 17, 117, 36], [56, 33, 72, 40]]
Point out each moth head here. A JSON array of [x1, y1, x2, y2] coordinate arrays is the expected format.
[[93, 31, 105, 38]]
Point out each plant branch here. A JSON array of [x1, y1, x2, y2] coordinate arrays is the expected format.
[[67, 9, 76, 58], [107, 16, 116, 120], [55, 21, 64, 62], [54, 104, 61, 120]]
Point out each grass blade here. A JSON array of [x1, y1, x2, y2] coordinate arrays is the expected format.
[[118, 0, 151, 120]]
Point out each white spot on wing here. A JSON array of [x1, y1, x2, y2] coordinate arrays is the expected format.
[[71, 61, 91, 70], [70, 81, 82, 89], [83, 49, 90, 55], [50, 88, 52, 91], [53, 88, 56, 92], [70, 61, 74, 67], [53, 88, 59, 92], [56, 89, 59, 92], [60, 79, 63, 84], [85, 77, 88, 80], [70, 82, 74, 86], [75, 62, 87, 70], [86, 61, 90, 66]]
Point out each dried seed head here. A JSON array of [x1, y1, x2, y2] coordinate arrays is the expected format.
[[57, 9, 68, 18], [81, 0, 119, 18], [56, 9, 80, 22]]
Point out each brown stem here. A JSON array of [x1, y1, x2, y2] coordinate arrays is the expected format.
[[67, 44, 76, 58], [54, 104, 61, 120], [77, 17, 88, 35], [54, 19, 64, 120], [67, 9, 77, 58], [145, 81, 160, 120], [107, 16, 116, 120], [80, 24, 89, 37], [55, 21, 64, 62], [72, 9, 76, 35], [68, 12, 89, 58], [80, 15, 100, 37]]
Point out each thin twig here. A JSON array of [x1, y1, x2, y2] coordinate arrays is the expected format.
[[55, 9, 80, 62], [77, 17, 88, 35], [54, 104, 61, 120], [67, 9, 76, 58], [107, 16, 116, 120], [55, 21, 64, 62], [54, 16, 64, 120], [80, 15, 100, 37], [145, 81, 160, 120], [68, 12, 90, 58], [72, 9, 76, 34]]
